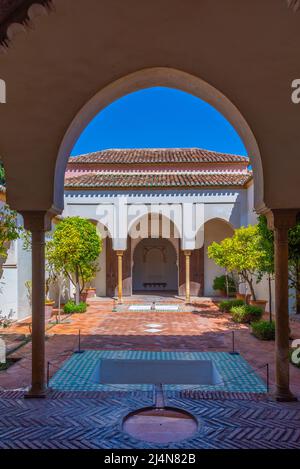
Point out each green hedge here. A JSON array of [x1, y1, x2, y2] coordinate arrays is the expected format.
[[231, 304, 263, 323], [63, 301, 87, 314], [213, 275, 236, 294], [219, 299, 245, 313], [251, 320, 275, 340]]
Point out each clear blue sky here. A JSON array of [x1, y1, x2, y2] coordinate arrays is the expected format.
[[71, 87, 247, 156]]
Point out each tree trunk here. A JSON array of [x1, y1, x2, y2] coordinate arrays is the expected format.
[[75, 268, 80, 305], [58, 282, 62, 324], [245, 274, 256, 301]]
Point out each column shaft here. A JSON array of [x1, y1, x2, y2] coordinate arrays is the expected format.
[[267, 209, 298, 402], [21, 210, 55, 399], [185, 251, 191, 304], [117, 251, 123, 304], [274, 227, 295, 400], [27, 229, 46, 397]]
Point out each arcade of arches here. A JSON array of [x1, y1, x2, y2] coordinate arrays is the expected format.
[[0, 2, 300, 404]]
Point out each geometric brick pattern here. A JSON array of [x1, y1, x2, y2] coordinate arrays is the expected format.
[[0, 391, 300, 449]]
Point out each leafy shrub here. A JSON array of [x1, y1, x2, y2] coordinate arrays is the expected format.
[[231, 304, 263, 323], [213, 275, 236, 294], [0, 311, 14, 328], [251, 320, 275, 340], [63, 301, 87, 314], [219, 299, 245, 313]]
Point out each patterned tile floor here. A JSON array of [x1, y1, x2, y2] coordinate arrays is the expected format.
[[1, 297, 300, 448], [49, 350, 267, 393], [2, 297, 300, 397], [0, 391, 299, 449]]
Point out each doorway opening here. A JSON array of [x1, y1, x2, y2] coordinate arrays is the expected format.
[[132, 238, 178, 294]]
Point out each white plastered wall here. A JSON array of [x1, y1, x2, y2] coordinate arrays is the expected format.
[[0, 211, 32, 320], [204, 219, 234, 297], [91, 238, 106, 297]]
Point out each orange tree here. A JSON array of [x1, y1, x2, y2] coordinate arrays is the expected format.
[[0, 205, 22, 261], [46, 217, 102, 304], [208, 225, 267, 301]]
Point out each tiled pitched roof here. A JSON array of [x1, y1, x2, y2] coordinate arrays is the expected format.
[[68, 148, 249, 165], [65, 171, 252, 190]]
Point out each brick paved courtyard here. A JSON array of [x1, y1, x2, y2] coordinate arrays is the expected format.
[[1, 297, 300, 448], [0, 390, 300, 449]]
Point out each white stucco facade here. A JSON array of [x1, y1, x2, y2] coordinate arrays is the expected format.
[[1, 147, 295, 320]]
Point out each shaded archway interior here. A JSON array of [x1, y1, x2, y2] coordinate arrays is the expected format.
[[132, 238, 178, 294]]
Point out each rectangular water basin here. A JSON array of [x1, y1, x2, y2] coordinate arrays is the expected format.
[[128, 305, 179, 312], [155, 305, 179, 311], [128, 305, 152, 311], [93, 359, 223, 385]]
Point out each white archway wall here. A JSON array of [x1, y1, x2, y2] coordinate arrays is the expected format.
[[204, 219, 234, 297], [127, 206, 182, 242], [2, 2, 300, 213]]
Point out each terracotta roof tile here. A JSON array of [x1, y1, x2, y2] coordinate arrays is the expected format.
[[68, 148, 249, 165], [65, 171, 252, 190]]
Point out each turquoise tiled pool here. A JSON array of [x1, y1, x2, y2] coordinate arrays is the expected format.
[[49, 350, 267, 393]]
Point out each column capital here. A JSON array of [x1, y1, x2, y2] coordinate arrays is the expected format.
[[266, 209, 299, 231], [183, 250, 192, 256], [20, 209, 57, 232], [116, 250, 125, 256]]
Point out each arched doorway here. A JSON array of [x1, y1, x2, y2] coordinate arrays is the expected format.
[[132, 238, 178, 294], [55, 67, 264, 212]]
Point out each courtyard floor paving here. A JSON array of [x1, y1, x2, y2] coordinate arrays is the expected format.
[[1, 297, 300, 449]]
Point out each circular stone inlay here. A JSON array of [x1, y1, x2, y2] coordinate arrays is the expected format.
[[123, 406, 198, 444]]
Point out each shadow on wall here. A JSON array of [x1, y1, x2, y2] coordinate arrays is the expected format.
[[133, 238, 178, 292], [204, 219, 234, 297]]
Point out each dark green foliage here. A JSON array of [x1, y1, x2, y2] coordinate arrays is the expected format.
[[251, 320, 275, 340], [0, 205, 23, 259], [258, 215, 300, 314], [257, 215, 274, 278], [213, 275, 236, 294], [219, 299, 245, 312], [230, 304, 263, 323], [0, 161, 5, 186], [288, 220, 300, 314], [63, 301, 87, 314]]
